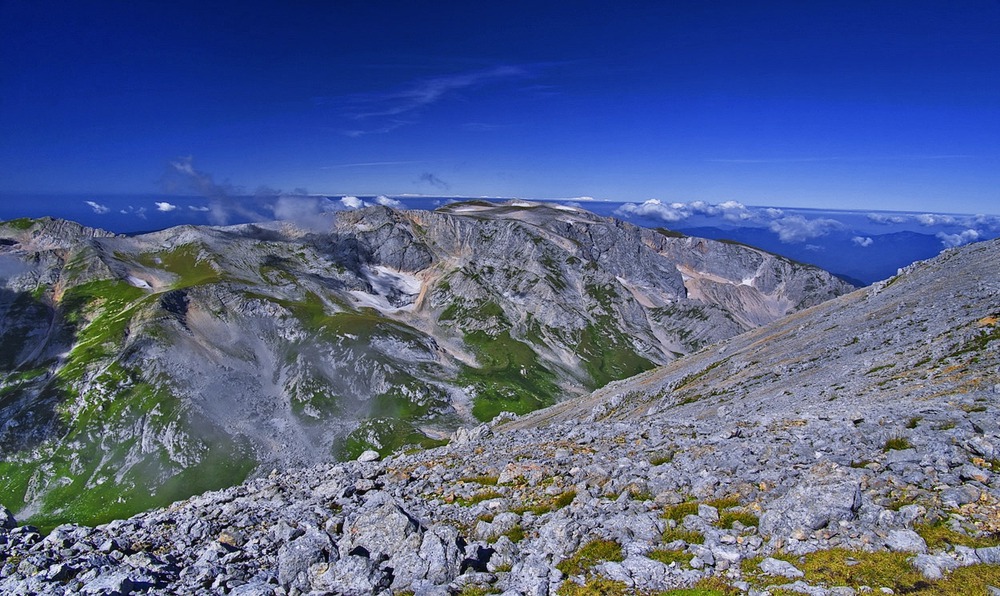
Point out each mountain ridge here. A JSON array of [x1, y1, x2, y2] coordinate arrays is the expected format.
[[1, 227, 997, 595], [0, 201, 853, 529]]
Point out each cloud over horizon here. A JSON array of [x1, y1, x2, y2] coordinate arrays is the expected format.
[[768, 215, 842, 243], [937, 229, 981, 248]]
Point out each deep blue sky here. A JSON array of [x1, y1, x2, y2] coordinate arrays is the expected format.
[[1, 1, 998, 214]]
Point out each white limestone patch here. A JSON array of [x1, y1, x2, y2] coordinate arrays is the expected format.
[[348, 265, 423, 313], [126, 276, 152, 289]]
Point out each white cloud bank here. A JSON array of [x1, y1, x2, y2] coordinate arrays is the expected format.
[[937, 229, 981, 248], [155, 202, 178, 212], [341, 196, 364, 209], [768, 215, 842, 243], [614, 199, 759, 223], [852, 236, 874, 247]]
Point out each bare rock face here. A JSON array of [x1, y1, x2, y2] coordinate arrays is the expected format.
[[0, 202, 853, 529], [0, 237, 997, 595], [758, 462, 862, 539]]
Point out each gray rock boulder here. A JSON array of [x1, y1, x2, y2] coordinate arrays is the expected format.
[[759, 464, 862, 540], [759, 557, 805, 579], [885, 529, 927, 553], [0, 506, 14, 530], [277, 527, 335, 591]]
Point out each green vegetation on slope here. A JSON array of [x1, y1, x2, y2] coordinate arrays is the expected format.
[[460, 330, 560, 422], [0, 279, 256, 530]]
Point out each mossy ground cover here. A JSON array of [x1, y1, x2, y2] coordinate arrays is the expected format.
[[580, 283, 655, 387], [0, 368, 255, 531], [556, 539, 624, 577], [460, 330, 560, 422], [741, 548, 1000, 595], [137, 245, 220, 288], [0, 279, 259, 530]]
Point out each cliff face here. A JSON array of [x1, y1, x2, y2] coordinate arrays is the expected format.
[[0, 201, 852, 527]]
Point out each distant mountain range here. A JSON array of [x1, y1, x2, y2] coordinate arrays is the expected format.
[[675, 226, 945, 286]]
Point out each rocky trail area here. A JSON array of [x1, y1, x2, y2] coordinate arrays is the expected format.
[[1, 237, 998, 595]]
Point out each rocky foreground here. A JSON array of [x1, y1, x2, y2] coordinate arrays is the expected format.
[[1, 239, 998, 594]]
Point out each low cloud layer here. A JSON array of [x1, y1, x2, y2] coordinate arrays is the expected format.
[[937, 229, 981, 248], [615, 199, 760, 224], [769, 215, 842, 243], [272, 196, 341, 230]]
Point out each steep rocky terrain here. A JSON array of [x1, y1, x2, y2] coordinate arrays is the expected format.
[[1, 233, 996, 594], [0, 203, 851, 529]]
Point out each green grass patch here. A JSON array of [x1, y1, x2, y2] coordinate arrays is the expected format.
[[883, 435, 913, 451], [647, 548, 691, 567], [557, 577, 630, 596], [660, 577, 741, 595], [2, 217, 36, 230], [915, 521, 1000, 551], [718, 510, 759, 529], [137, 245, 220, 288], [706, 496, 740, 509], [460, 330, 559, 422], [456, 490, 504, 506], [1, 372, 256, 532], [662, 501, 699, 522], [341, 417, 448, 460], [556, 539, 624, 577], [795, 548, 927, 592], [662, 526, 704, 545], [554, 490, 577, 508], [503, 524, 525, 543], [462, 475, 500, 486], [649, 452, 674, 466]]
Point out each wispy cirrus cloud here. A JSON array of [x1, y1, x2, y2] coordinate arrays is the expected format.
[[336, 65, 535, 137], [708, 154, 976, 164], [321, 160, 421, 169]]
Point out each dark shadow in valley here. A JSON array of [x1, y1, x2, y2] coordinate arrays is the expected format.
[[0, 287, 74, 453]]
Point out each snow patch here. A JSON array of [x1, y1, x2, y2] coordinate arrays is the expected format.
[[348, 265, 423, 313], [127, 276, 151, 289]]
